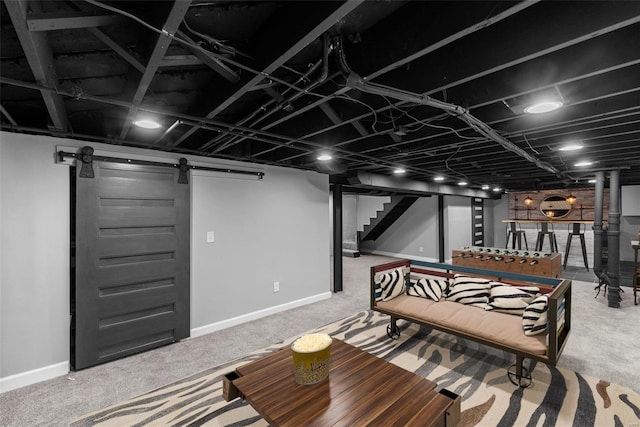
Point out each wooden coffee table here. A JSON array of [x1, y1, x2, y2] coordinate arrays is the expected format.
[[226, 339, 460, 426]]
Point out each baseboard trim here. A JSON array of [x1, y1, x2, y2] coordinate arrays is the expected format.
[[1, 293, 333, 393], [0, 361, 68, 394], [361, 250, 439, 264], [190, 292, 333, 339]]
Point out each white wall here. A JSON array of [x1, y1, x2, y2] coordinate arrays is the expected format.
[[360, 196, 439, 260], [0, 131, 330, 391]]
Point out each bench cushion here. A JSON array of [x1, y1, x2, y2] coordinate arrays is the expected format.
[[376, 295, 547, 356]]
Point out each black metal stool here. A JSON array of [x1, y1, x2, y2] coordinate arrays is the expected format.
[[563, 223, 589, 270], [506, 222, 528, 250], [535, 222, 558, 252]]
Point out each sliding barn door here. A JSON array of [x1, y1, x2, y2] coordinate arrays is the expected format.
[[73, 161, 190, 370]]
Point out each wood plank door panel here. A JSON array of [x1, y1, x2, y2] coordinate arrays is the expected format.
[[73, 161, 189, 370]]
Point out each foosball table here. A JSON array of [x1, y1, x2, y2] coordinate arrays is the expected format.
[[452, 246, 562, 278]]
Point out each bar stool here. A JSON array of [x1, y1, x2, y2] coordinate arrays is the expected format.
[[535, 222, 558, 252], [563, 223, 589, 270], [506, 222, 528, 250]]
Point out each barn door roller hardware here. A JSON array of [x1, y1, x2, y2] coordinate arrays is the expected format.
[[57, 146, 265, 184]]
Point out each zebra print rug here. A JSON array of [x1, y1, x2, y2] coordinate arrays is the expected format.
[[72, 310, 640, 426]]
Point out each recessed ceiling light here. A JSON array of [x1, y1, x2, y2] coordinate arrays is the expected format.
[[133, 119, 161, 129], [558, 142, 584, 151], [393, 168, 406, 174], [481, 185, 490, 190], [317, 154, 332, 161], [458, 181, 467, 186], [524, 101, 563, 114], [492, 187, 501, 192], [588, 179, 597, 183], [434, 176, 445, 182], [574, 160, 593, 167]]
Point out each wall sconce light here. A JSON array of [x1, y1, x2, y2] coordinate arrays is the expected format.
[[546, 210, 556, 218], [524, 196, 533, 219], [566, 194, 577, 205]]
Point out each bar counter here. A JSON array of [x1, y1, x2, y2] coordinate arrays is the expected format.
[[501, 219, 595, 268]]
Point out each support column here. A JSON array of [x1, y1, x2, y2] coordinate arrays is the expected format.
[[332, 184, 343, 292], [607, 170, 621, 308], [593, 171, 606, 278], [438, 195, 445, 263]]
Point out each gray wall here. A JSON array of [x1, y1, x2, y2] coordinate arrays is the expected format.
[[342, 194, 357, 244], [360, 196, 439, 260], [357, 195, 389, 231], [443, 196, 473, 260], [490, 196, 509, 248], [1, 132, 330, 387]]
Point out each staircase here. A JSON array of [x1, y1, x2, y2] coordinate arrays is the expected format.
[[359, 196, 419, 242]]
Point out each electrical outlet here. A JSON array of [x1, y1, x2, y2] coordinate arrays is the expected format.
[[419, 247, 423, 253], [273, 281, 280, 292]]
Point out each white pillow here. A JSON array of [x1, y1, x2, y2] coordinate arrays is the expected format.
[[408, 278, 448, 301], [378, 268, 406, 301], [487, 283, 540, 316], [523, 295, 549, 335], [445, 274, 491, 308]]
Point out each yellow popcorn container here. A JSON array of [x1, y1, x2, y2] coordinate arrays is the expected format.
[[291, 333, 332, 385]]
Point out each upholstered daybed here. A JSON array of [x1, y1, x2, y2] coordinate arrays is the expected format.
[[371, 259, 572, 387]]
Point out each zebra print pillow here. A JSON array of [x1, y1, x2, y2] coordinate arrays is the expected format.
[[523, 294, 549, 335], [408, 278, 448, 301], [378, 268, 406, 301], [486, 283, 540, 315], [445, 274, 491, 308]]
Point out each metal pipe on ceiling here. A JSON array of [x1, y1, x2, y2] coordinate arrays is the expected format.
[[0, 76, 436, 179], [207, 34, 334, 153], [345, 73, 566, 178]]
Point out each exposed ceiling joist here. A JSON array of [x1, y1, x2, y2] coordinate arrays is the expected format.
[[348, 171, 493, 199], [167, 0, 365, 147], [4, 0, 67, 131], [175, 29, 239, 83], [26, 11, 126, 31], [87, 27, 145, 73], [118, 0, 193, 139]]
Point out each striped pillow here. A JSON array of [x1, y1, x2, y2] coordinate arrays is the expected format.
[[378, 268, 406, 301], [523, 295, 549, 336], [487, 283, 540, 315], [408, 278, 448, 301], [445, 275, 491, 308]]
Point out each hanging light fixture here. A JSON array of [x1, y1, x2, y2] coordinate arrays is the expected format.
[[566, 194, 577, 205]]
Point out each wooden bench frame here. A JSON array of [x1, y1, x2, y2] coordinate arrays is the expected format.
[[370, 259, 572, 386]]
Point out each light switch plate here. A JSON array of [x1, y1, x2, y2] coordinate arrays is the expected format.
[[207, 231, 215, 243]]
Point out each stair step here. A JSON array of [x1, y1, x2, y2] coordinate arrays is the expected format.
[[342, 249, 360, 258]]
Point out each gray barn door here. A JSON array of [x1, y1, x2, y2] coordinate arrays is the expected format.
[[73, 161, 190, 370]]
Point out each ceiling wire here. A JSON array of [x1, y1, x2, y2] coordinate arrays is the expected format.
[[522, 134, 541, 155], [335, 93, 381, 133], [82, 0, 327, 101]]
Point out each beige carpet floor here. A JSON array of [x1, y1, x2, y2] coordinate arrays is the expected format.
[[1, 254, 639, 426]]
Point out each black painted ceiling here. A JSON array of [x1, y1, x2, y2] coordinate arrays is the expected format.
[[1, 0, 640, 192]]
